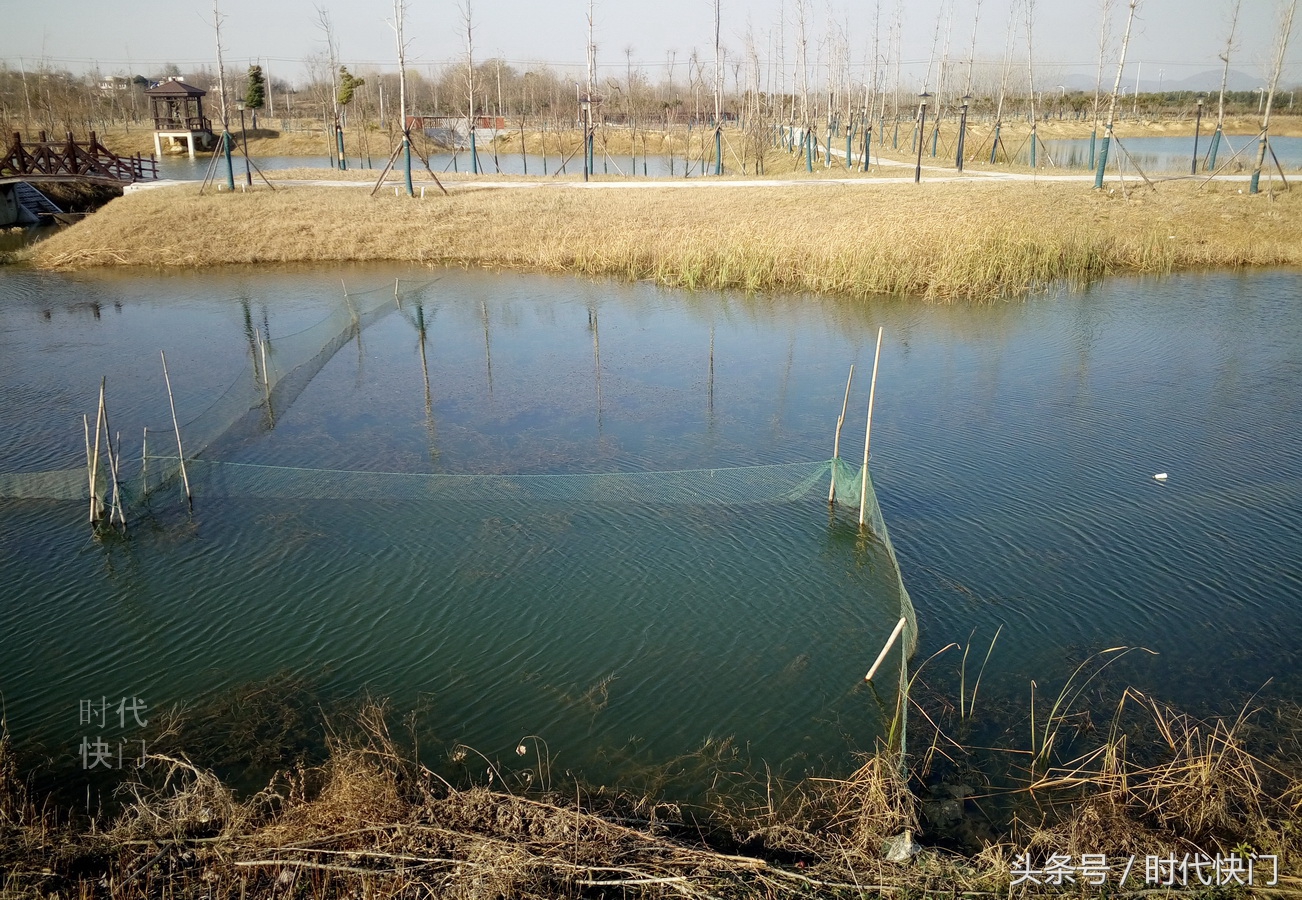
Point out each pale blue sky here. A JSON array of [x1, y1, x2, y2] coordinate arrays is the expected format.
[[2, 0, 1298, 90]]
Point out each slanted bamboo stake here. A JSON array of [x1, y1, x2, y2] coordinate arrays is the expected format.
[[83, 414, 94, 514], [141, 427, 148, 490], [394, 278, 401, 309], [865, 616, 908, 682], [829, 364, 855, 504], [160, 351, 192, 509], [258, 328, 271, 392], [89, 379, 105, 524], [105, 428, 124, 526], [858, 327, 884, 528]]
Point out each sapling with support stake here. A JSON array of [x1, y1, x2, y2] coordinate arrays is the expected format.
[[1250, 0, 1296, 194], [1205, 0, 1241, 172], [1095, 0, 1139, 190]]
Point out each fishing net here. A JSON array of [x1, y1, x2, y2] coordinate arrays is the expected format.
[[0, 280, 917, 712], [0, 282, 398, 503]]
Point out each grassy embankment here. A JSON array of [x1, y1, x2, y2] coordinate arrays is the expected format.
[[27, 178, 1302, 302]]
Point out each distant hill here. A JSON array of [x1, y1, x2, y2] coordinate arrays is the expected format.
[[1057, 68, 1270, 94]]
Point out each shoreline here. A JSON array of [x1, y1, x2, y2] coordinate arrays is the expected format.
[[83, 113, 1302, 161]]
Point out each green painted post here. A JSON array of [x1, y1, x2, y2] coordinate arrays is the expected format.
[[1088, 129, 1096, 170], [1207, 127, 1222, 171], [335, 125, 347, 171], [930, 125, 938, 157], [1094, 132, 1110, 189], [1250, 134, 1267, 194], [222, 132, 235, 191], [990, 123, 1001, 164], [402, 134, 413, 197], [714, 127, 722, 175], [846, 126, 852, 168], [1030, 129, 1037, 169], [805, 129, 813, 172], [470, 130, 479, 175], [892, 119, 898, 149]]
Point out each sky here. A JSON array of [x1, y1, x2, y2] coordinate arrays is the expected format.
[[2, 0, 1299, 92]]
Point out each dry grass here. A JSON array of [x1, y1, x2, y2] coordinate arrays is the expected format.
[[27, 178, 1302, 302], [4, 682, 1302, 899]]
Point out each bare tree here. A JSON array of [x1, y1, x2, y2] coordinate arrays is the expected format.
[[1251, 0, 1298, 191]]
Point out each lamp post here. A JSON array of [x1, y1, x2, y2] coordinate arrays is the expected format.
[[235, 100, 252, 186], [914, 92, 930, 184], [1192, 93, 1205, 175], [956, 93, 971, 172]]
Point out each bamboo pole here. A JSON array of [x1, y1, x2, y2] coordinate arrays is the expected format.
[[89, 379, 105, 524], [105, 428, 124, 526], [829, 364, 855, 504], [865, 616, 908, 682], [142, 427, 148, 490], [160, 351, 192, 509], [83, 414, 94, 515], [858, 327, 884, 528]]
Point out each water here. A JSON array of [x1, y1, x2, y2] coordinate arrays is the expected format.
[[2, 265, 1300, 793], [158, 149, 682, 181], [1014, 134, 1302, 173]]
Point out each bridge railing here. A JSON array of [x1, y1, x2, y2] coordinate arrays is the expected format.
[[2, 131, 158, 183]]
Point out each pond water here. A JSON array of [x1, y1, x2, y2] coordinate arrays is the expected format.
[[157, 149, 682, 181], [1012, 134, 1302, 173], [2, 265, 1300, 795]]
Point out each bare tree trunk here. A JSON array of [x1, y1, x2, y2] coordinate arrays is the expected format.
[[1214, 0, 1242, 129]]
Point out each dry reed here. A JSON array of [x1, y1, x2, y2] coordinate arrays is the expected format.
[[28, 179, 1302, 303], [3, 679, 1301, 899]]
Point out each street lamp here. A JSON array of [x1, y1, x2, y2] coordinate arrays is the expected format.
[[956, 93, 972, 172], [914, 92, 931, 184], [1192, 92, 1206, 175], [235, 99, 252, 186]]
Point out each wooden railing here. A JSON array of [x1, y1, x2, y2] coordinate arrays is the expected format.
[[152, 116, 212, 132], [1, 131, 158, 183]]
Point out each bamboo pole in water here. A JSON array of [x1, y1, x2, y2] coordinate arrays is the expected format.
[[89, 379, 105, 524], [859, 327, 884, 528], [142, 427, 148, 490], [829, 364, 855, 504], [865, 616, 908, 682], [98, 384, 125, 526], [106, 428, 124, 526], [160, 351, 192, 509], [83, 414, 95, 519]]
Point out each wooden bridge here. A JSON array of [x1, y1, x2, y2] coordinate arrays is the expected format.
[[1, 131, 158, 185]]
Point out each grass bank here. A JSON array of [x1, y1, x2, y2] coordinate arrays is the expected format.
[[3, 671, 1301, 899], [28, 178, 1302, 302]]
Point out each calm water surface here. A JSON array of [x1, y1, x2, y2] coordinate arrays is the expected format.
[[1, 265, 1299, 788]]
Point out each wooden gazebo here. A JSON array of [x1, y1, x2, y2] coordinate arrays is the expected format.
[[144, 78, 214, 157]]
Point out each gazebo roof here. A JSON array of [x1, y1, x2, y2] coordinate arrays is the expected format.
[[145, 79, 207, 98]]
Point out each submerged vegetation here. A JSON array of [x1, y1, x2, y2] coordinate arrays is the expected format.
[[26, 179, 1302, 302], [3, 659, 1302, 898]]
